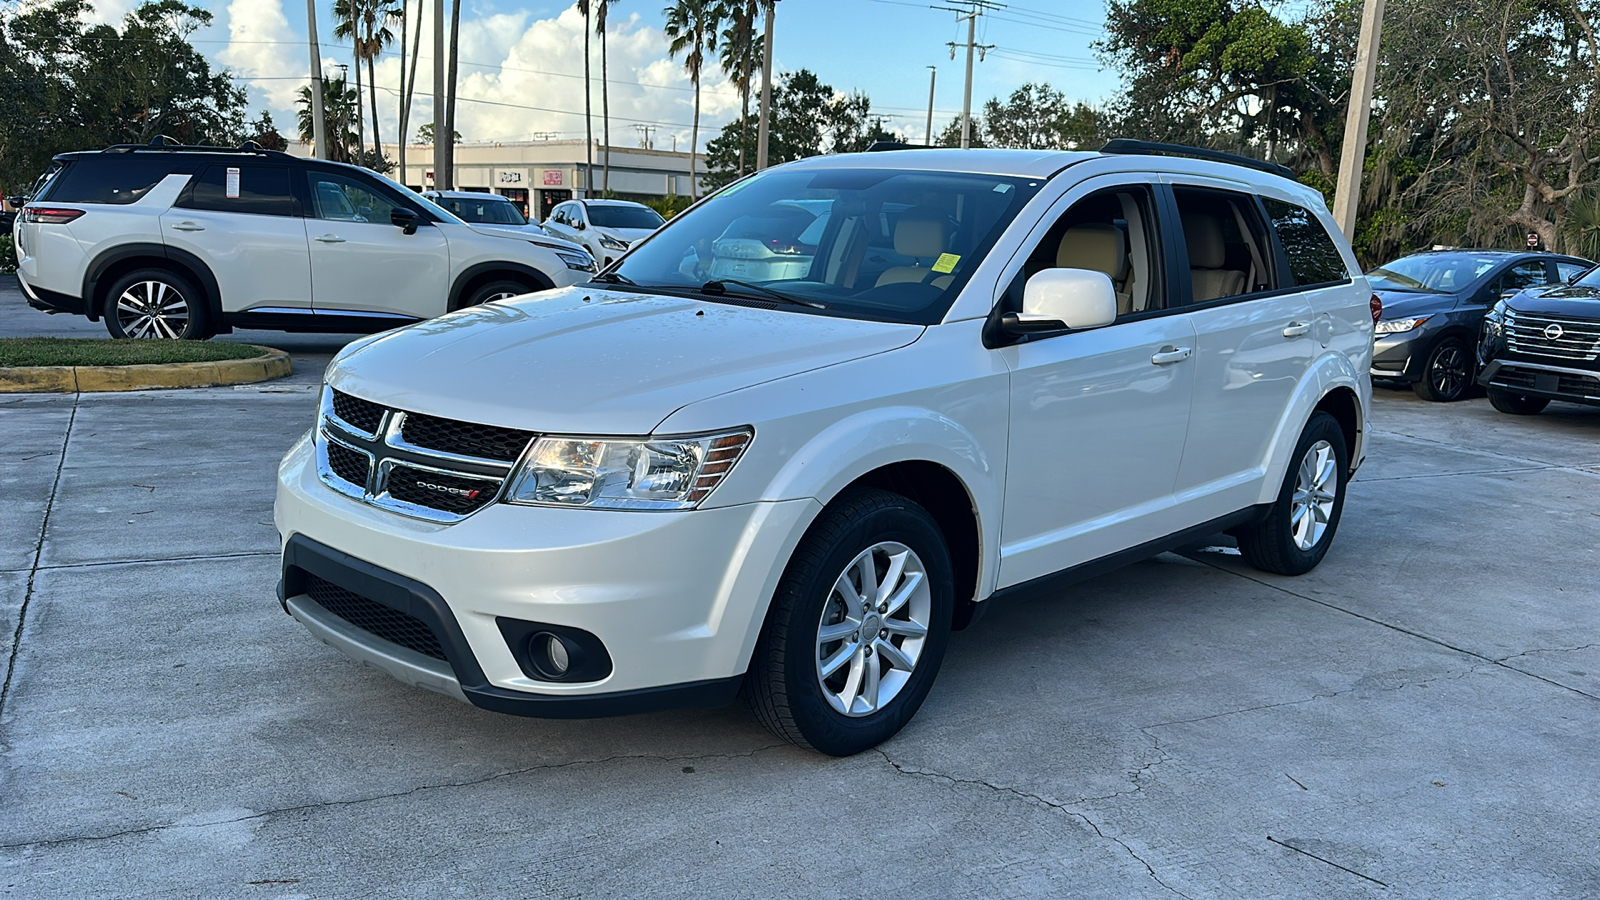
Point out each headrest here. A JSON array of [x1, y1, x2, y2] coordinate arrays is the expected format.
[[1181, 212, 1227, 268], [1056, 224, 1127, 279], [893, 207, 950, 258]]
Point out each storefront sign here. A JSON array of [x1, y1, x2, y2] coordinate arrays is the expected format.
[[541, 169, 564, 187]]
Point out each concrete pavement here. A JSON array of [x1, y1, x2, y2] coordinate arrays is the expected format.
[[0, 310, 1596, 895]]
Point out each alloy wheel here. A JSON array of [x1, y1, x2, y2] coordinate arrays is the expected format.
[[115, 280, 190, 339], [814, 541, 932, 717], [1429, 343, 1470, 398], [1290, 439, 1338, 551]]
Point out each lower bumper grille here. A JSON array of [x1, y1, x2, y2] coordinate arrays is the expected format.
[[303, 574, 447, 660]]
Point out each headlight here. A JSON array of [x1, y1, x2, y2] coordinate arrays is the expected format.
[[505, 429, 752, 510], [552, 249, 597, 272], [1374, 315, 1430, 335], [598, 234, 629, 251]]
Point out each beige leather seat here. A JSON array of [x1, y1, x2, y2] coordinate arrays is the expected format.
[[1183, 212, 1245, 301], [875, 208, 954, 289], [1056, 224, 1132, 313]]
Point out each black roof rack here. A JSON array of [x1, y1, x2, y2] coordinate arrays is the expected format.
[[99, 136, 292, 160], [1099, 138, 1295, 180], [865, 141, 931, 152]]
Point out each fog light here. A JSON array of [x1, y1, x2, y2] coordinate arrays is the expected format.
[[530, 632, 571, 679]]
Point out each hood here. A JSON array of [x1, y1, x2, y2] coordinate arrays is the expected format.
[[1374, 288, 1457, 320], [465, 223, 588, 254], [326, 287, 924, 434], [1505, 283, 1600, 319], [595, 226, 657, 245]]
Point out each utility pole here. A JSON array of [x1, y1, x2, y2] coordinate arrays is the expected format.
[[432, 0, 445, 189], [1333, 0, 1384, 239], [937, 0, 999, 149], [633, 124, 657, 150], [306, 0, 328, 159], [756, 0, 778, 170], [924, 66, 936, 146]]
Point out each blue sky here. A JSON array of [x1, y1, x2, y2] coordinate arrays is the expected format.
[[87, 0, 1120, 147]]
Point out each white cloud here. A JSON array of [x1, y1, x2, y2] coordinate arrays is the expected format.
[[217, 0, 311, 119]]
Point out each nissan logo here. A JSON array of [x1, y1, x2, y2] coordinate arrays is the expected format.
[[1543, 323, 1565, 340]]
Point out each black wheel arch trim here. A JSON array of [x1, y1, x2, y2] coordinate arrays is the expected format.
[[448, 261, 556, 310], [82, 242, 222, 325]]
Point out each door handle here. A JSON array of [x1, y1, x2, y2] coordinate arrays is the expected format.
[[169, 221, 205, 232], [1150, 345, 1192, 365], [1282, 321, 1311, 337], [314, 234, 346, 243]]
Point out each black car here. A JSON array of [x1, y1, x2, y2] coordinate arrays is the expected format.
[[1368, 249, 1592, 401], [1477, 266, 1600, 414]]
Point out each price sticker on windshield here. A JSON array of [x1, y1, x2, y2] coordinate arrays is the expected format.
[[225, 167, 241, 199], [933, 253, 960, 274]]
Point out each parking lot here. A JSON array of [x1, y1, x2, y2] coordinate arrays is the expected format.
[[1, 278, 1596, 898]]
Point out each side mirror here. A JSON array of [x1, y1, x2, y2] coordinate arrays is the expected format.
[[573, 220, 587, 231], [1500, 288, 1521, 299], [4, 196, 23, 209], [390, 207, 421, 235], [1002, 268, 1118, 336]]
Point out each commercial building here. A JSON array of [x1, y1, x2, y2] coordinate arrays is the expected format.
[[287, 139, 707, 221]]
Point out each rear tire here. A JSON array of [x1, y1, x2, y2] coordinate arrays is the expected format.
[[1412, 336, 1472, 402], [102, 268, 208, 340], [745, 489, 954, 756], [1487, 388, 1550, 415], [1236, 411, 1348, 576]]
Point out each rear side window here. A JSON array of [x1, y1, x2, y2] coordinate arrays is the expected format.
[[182, 165, 297, 216], [1262, 198, 1349, 287], [40, 157, 180, 205], [1556, 260, 1589, 282]]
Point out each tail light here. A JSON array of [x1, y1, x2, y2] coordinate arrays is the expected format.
[[22, 207, 85, 225], [1369, 293, 1382, 324]]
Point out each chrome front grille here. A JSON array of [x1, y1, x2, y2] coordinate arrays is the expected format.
[[1505, 311, 1600, 361], [315, 388, 534, 523]]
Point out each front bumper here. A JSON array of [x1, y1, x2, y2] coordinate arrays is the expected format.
[[274, 434, 821, 715], [1370, 330, 1424, 381], [1478, 358, 1600, 406]]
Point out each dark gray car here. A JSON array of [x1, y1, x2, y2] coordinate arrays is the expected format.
[[1369, 249, 1591, 401]]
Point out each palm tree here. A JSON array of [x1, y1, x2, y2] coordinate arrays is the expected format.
[[718, 0, 760, 177], [398, 0, 425, 183], [361, 0, 400, 157], [575, 1, 594, 196], [297, 75, 360, 163], [664, 0, 722, 199], [331, 0, 366, 157], [442, 0, 461, 188], [594, 0, 620, 194]]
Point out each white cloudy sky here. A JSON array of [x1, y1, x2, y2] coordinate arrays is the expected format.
[[79, 0, 1116, 151]]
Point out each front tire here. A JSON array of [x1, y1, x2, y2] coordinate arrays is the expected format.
[[745, 489, 954, 756], [103, 268, 208, 340], [1236, 411, 1349, 576], [1487, 388, 1550, 415], [461, 279, 533, 308], [1412, 336, 1472, 401]]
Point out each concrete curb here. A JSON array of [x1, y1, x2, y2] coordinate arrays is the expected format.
[[0, 346, 291, 393]]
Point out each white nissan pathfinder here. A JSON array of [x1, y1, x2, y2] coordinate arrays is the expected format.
[[275, 140, 1375, 756]]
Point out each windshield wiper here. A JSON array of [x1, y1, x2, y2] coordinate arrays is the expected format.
[[590, 272, 637, 285], [700, 279, 826, 309]]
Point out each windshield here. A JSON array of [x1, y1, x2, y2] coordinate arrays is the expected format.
[[370, 171, 463, 223], [607, 168, 1042, 324], [438, 195, 527, 225], [1367, 254, 1503, 293], [588, 204, 665, 230]]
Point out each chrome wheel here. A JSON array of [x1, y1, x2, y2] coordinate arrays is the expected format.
[[115, 280, 190, 339], [485, 291, 520, 302], [815, 541, 931, 717], [1290, 439, 1338, 551]]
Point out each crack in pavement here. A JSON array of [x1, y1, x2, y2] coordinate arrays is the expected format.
[[0, 550, 279, 576], [0, 743, 790, 852], [0, 395, 77, 724], [1185, 557, 1600, 703], [1137, 666, 1476, 735], [1367, 427, 1599, 475], [1497, 643, 1599, 663], [873, 749, 1194, 899]]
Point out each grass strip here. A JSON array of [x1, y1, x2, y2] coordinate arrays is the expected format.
[[0, 337, 269, 368]]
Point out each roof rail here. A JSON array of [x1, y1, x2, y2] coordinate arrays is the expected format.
[[865, 141, 931, 152], [1099, 138, 1295, 180], [101, 138, 293, 160]]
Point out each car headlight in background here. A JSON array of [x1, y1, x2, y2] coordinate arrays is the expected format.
[[505, 429, 752, 510], [541, 246, 597, 272], [598, 234, 629, 251], [1374, 315, 1430, 335]]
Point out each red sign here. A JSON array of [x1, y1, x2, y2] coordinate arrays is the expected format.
[[1526, 232, 1540, 247], [542, 169, 563, 186]]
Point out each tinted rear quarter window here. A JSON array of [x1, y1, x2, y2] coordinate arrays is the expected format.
[[1263, 198, 1349, 287], [41, 156, 183, 205], [183, 165, 297, 216]]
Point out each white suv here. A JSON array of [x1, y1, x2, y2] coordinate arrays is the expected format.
[[542, 199, 665, 268], [13, 142, 595, 339], [275, 141, 1374, 755]]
